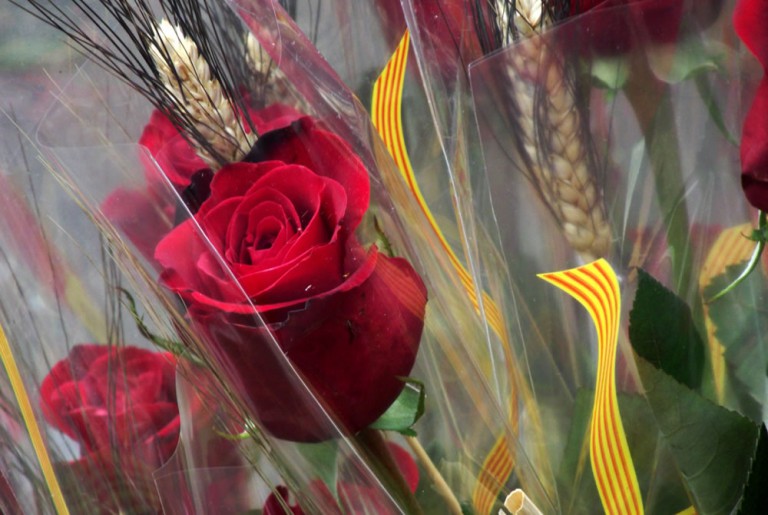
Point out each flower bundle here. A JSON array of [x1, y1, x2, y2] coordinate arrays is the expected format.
[[0, 0, 767, 514]]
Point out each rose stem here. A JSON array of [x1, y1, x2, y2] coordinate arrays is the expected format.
[[623, 52, 711, 392], [404, 436, 463, 515], [355, 429, 424, 514], [624, 52, 694, 299]]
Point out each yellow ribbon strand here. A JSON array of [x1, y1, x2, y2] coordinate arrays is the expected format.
[[0, 322, 69, 514], [371, 30, 522, 513], [539, 259, 643, 515]]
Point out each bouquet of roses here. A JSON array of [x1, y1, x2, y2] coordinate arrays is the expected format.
[[0, 0, 522, 513], [2, 0, 768, 513]]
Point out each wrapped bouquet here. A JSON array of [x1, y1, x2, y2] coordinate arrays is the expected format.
[[0, 0, 766, 513]]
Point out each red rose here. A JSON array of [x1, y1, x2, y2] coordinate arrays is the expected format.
[[140, 104, 304, 192], [735, 0, 768, 211], [40, 345, 179, 512], [40, 344, 179, 462], [562, 0, 724, 56], [155, 117, 427, 441], [103, 105, 304, 261]]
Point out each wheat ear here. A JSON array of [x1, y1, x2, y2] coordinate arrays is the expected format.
[[150, 19, 256, 167], [244, 32, 309, 113], [497, 2, 611, 261]]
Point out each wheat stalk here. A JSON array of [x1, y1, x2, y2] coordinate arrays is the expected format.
[[245, 32, 310, 113], [150, 19, 256, 167], [497, 2, 611, 261]]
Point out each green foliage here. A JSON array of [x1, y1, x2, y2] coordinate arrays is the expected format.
[[370, 379, 425, 436], [557, 390, 689, 514], [737, 424, 768, 514], [629, 269, 705, 389], [635, 358, 758, 515], [704, 262, 768, 421], [628, 268, 768, 513], [557, 389, 599, 514], [295, 440, 339, 496]]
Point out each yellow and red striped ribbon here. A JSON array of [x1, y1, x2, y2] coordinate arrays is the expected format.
[[539, 259, 643, 515], [699, 223, 756, 402], [0, 322, 69, 514], [371, 30, 517, 514]]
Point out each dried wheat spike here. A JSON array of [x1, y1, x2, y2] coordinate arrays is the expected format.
[[497, 2, 612, 261], [245, 32, 307, 111], [151, 19, 255, 167]]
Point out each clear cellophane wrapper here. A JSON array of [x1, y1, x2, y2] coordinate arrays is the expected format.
[[0, 0, 537, 512], [402, 0, 765, 512]]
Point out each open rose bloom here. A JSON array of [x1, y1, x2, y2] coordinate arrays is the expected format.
[[154, 116, 427, 441]]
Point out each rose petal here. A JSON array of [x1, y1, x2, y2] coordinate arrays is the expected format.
[[39, 345, 180, 467], [189, 253, 425, 441], [156, 219, 220, 295], [252, 104, 305, 135], [244, 118, 369, 231], [735, 0, 768, 211]]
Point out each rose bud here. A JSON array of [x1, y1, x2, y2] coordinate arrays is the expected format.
[[155, 117, 427, 442]]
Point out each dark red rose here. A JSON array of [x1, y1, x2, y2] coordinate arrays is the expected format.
[[103, 105, 304, 262], [735, 0, 768, 211], [562, 0, 724, 57], [155, 117, 427, 441], [263, 442, 419, 514], [40, 345, 179, 513]]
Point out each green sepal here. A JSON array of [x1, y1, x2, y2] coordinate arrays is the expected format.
[[369, 378, 425, 436], [296, 440, 339, 496]]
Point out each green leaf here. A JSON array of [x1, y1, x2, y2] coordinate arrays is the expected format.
[[703, 262, 768, 421], [557, 389, 689, 514], [736, 424, 768, 515], [296, 440, 339, 494], [737, 424, 768, 514], [369, 379, 425, 436], [629, 269, 705, 389], [556, 389, 601, 513], [695, 74, 739, 146], [636, 358, 759, 515], [648, 33, 726, 85], [590, 56, 630, 91]]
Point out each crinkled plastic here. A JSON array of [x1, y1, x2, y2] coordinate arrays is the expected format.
[[0, 0, 531, 513], [402, 0, 761, 512]]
